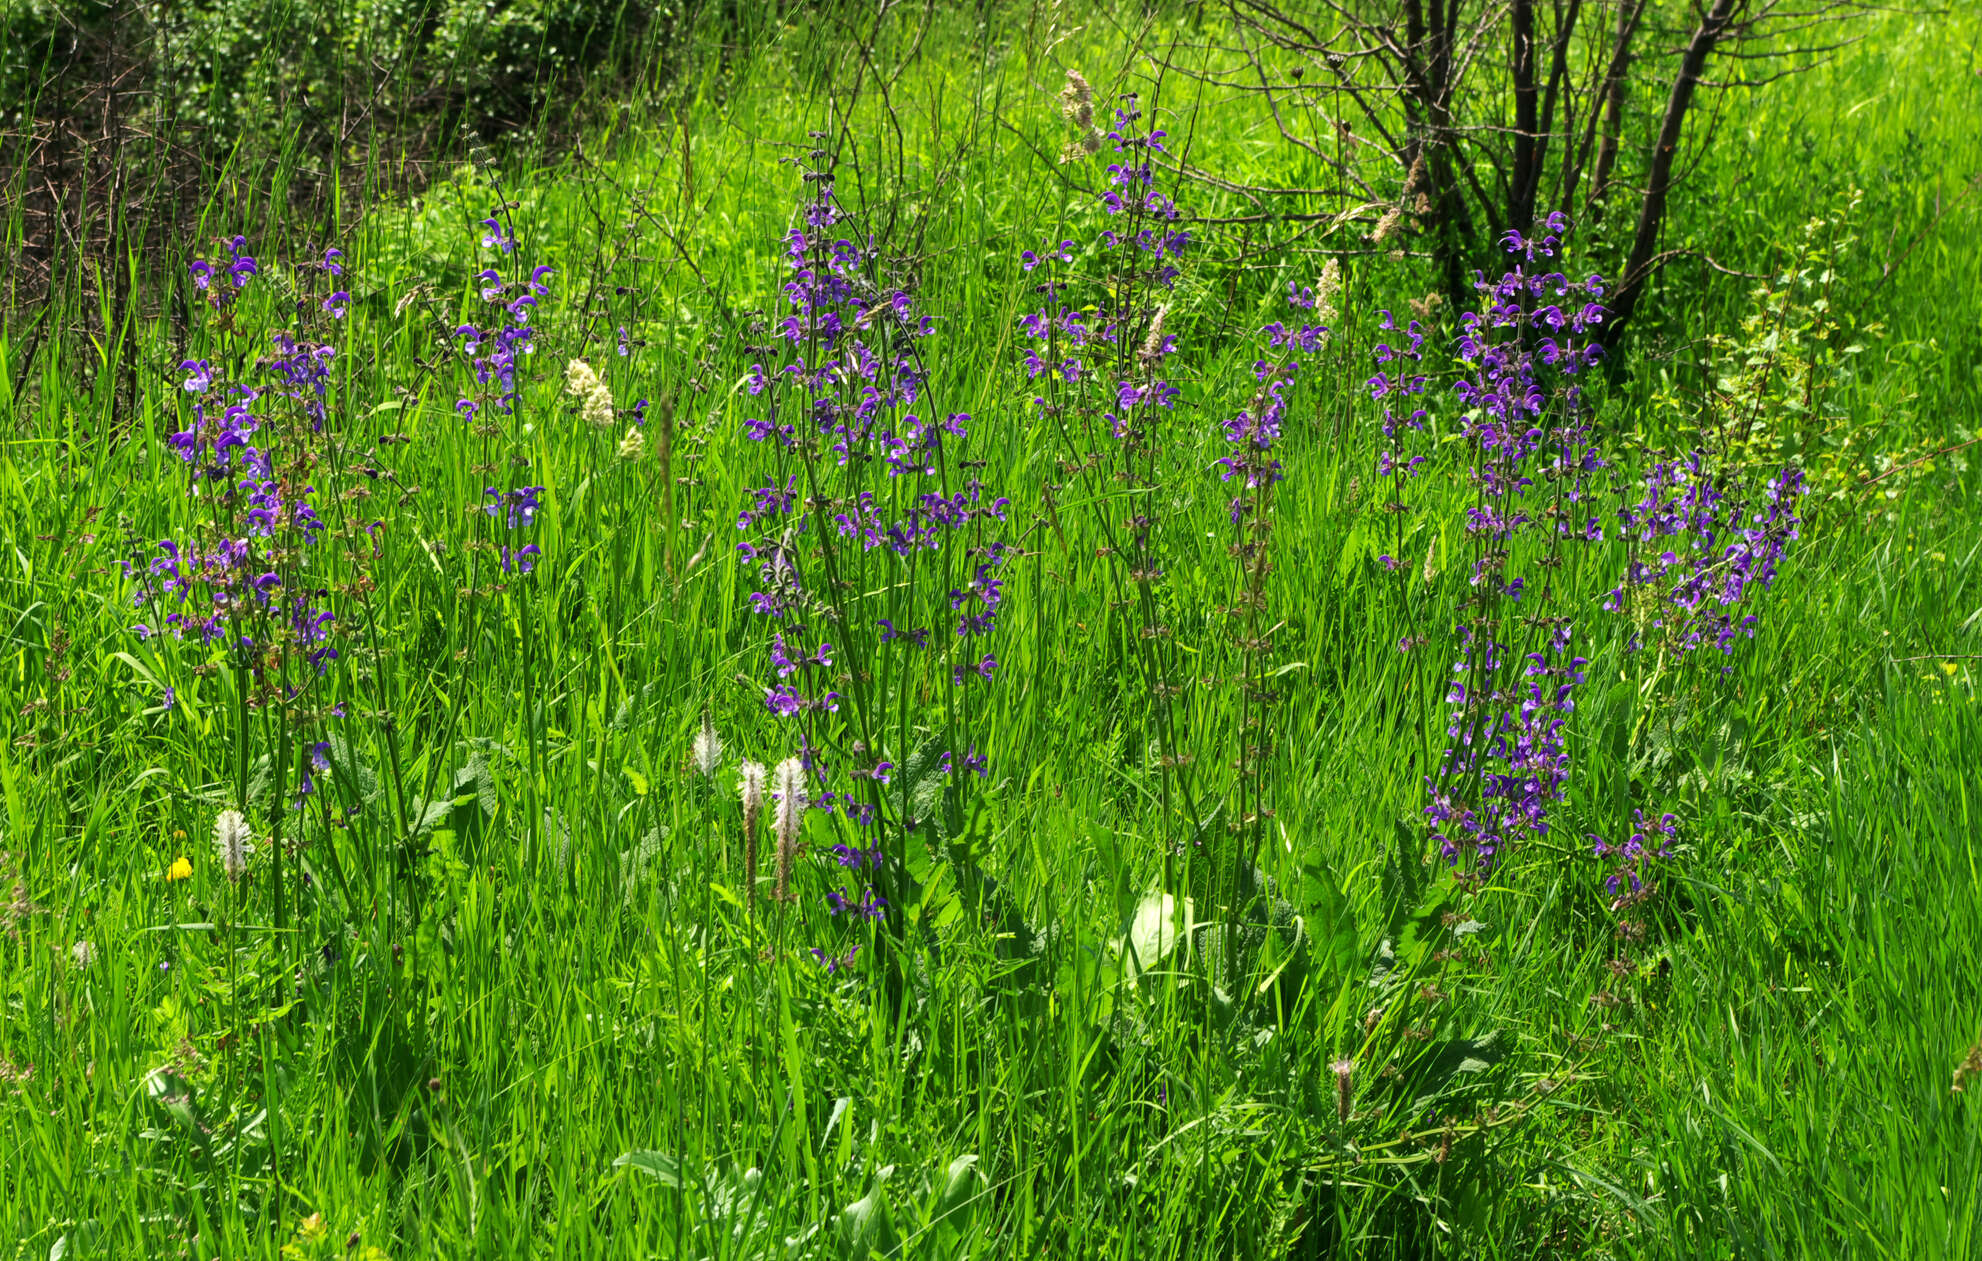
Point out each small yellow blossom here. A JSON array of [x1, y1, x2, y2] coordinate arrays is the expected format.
[[167, 856, 193, 882]]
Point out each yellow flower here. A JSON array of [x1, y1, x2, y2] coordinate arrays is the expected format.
[[167, 856, 192, 882]]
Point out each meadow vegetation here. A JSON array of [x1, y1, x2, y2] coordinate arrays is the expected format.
[[2, 2, 1980, 1256]]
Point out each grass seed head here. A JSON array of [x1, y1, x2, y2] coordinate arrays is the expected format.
[[1372, 206, 1404, 245], [1058, 69, 1094, 129]]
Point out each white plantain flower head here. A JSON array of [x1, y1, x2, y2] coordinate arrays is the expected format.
[[772, 756, 806, 901], [693, 712, 723, 777], [213, 809, 253, 883], [739, 760, 767, 908], [1317, 257, 1343, 327]]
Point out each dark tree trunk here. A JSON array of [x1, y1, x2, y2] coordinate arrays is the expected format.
[[1509, 0, 1539, 233], [1587, 0, 1646, 216], [1610, 0, 1744, 332]]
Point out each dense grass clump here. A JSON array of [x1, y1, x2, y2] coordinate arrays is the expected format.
[[2, 4, 1979, 1257]]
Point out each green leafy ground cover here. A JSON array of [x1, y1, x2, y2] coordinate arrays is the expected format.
[[3, 5, 1980, 1257]]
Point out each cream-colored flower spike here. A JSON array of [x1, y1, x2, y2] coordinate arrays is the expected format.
[[739, 760, 766, 910], [772, 757, 806, 901], [213, 809, 253, 883], [692, 712, 722, 777], [581, 382, 616, 428], [564, 358, 603, 397]]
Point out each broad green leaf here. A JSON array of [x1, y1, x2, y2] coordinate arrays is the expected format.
[[612, 1150, 683, 1187]]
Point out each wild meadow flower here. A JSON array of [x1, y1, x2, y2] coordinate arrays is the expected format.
[[1371, 213, 1609, 869], [1331, 1058, 1355, 1121], [825, 885, 886, 921], [483, 486, 545, 575], [1602, 455, 1805, 661], [166, 856, 192, 882], [771, 756, 805, 902], [448, 213, 550, 447], [734, 153, 1012, 947], [739, 760, 766, 908], [187, 236, 258, 315], [1207, 279, 1329, 876], [617, 427, 645, 460], [69, 940, 97, 969], [810, 944, 861, 973], [1020, 92, 1198, 873], [136, 233, 361, 940], [214, 809, 253, 883], [693, 713, 723, 777], [1588, 808, 1677, 899]]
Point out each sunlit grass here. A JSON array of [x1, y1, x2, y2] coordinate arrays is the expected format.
[[1, 5, 1979, 1258]]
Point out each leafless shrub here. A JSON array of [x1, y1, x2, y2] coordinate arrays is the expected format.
[[1163, 0, 1868, 340]]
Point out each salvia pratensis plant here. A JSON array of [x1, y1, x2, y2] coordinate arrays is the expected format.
[[441, 180, 560, 865], [734, 142, 1011, 975], [1369, 214, 1808, 889], [1027, 77, 1203, 896], [1206, 280, 1331, 910], [132, 235, 357, 942], [1368, 214, 1608, 875]]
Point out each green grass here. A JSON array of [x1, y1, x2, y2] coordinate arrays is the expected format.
[[3, 4, 1980, 1258]]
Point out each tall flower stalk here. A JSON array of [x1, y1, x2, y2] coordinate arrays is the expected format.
[[441, 180, 557, 868], [734, 148, 1011, 970], [1022, 82, 1201, 894], [133, 236, 353, 945], [1209, 283, 1330, 899], [1369, 215, 1609, 874]]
